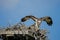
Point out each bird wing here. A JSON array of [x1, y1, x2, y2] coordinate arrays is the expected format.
[[21, 15, 37, 22], [39, 16, 53, 26]]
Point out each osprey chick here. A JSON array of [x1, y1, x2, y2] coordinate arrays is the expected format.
[[21, 15, 53, 26], [21, 15, 53, 31]]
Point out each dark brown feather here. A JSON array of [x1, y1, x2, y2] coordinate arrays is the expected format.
[[21, 15, 37, 22], [44, 17, 53, 26]]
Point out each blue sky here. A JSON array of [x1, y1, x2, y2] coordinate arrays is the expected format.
[[0, 0, 60, 40]]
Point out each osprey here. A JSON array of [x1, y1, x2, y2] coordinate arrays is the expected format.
[[21, 15, 53, 31]]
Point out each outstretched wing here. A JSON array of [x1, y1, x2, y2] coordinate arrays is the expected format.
[[40, 16, 53, 26], [21, 15, 37, 22]]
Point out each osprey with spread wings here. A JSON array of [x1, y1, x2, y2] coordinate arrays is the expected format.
[[21, 15, 53, 31]]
